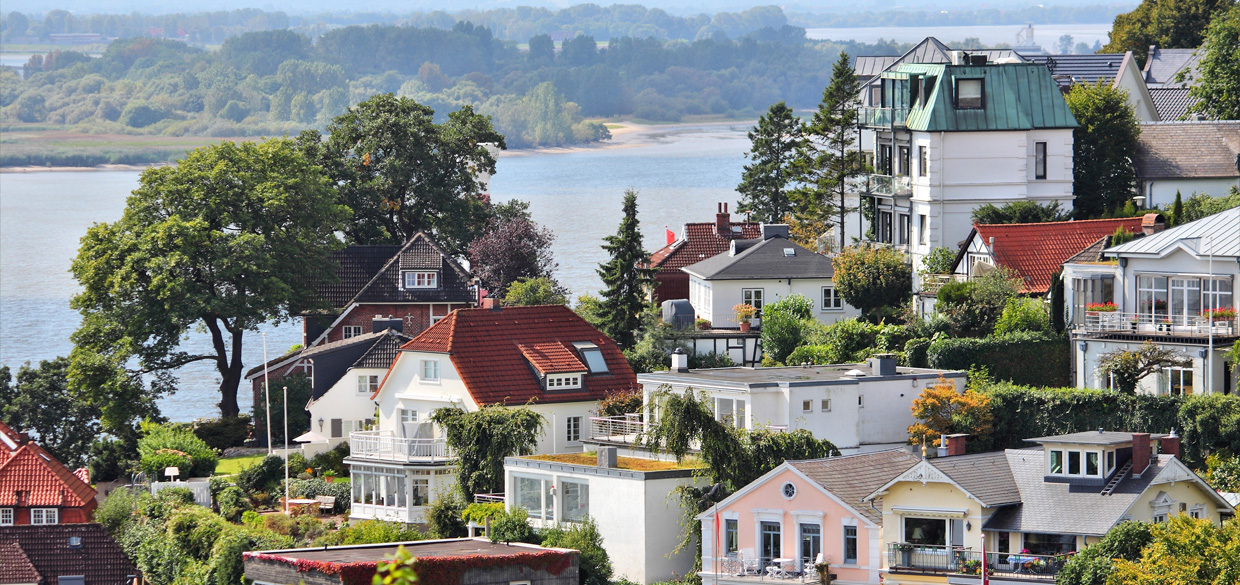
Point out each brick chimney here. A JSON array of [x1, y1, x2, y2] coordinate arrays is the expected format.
[[1141, 213, 1165, 236], [716, 202, 730, 237], [1159, 429, 1180, 460], [946, 434, 967, 457], [1132, 433, 1151, 475]]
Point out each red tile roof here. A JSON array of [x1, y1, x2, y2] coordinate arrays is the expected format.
[[518, 343, 588, 374], [969, 217, 1145, 293], [0, 421, 96, 509], [0, 542, 40, 583], [649, 222, 762, 270], [393, 305, 637, 406], [0, 524, 137, 585]]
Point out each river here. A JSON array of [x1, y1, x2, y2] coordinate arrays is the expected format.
[[0, 121, 753, 421], [806, 23, 1113, 50]]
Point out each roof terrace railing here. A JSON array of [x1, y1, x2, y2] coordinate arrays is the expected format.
[[921, 273, 967, 295], [886, 543, 1066, 582], [1076, 310, 1239, 339], [859, 106, 909, 128], [588, 414, 644, 444], [349, 431, 452, 463]]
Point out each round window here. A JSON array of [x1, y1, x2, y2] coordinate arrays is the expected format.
[[782, 482, 797, 499]]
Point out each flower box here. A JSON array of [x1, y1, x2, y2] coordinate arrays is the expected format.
[[1086, 302, 1118, 312]]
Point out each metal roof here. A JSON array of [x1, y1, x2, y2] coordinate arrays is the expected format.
[[1143, 47, 1200, 88], [1107, 206, 1240, 258], [680, 236, 834, 281], [1023, 53, 1129, 86], [1149, 87, 1198, 121], [890, 62, 1078, 132]]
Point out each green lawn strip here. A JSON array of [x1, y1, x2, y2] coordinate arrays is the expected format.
[[215, 454, 264, 475]]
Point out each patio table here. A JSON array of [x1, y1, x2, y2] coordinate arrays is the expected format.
[[767, 558, 794, 579]]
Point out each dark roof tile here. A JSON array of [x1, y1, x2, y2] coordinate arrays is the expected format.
[[790, 449, 922, 525], [681, 236, 833, 280], [0, 524, 136, 585], [1135, 121, 1240, 179]]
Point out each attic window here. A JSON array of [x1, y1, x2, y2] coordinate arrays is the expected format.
[[546, 373, 582, 390], [783, 248, 795, 257], [573, 342, 610, 374], [955, 78, 983, 109], [401, 271, 438, 289]]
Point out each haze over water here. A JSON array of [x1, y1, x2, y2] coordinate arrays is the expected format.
[[0, 122, 752, 421]]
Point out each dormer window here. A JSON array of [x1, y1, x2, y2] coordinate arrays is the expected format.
[[402, 271, 438, 289], [546, 373, 583, 390], [1048, 446, 1105, 478], [955, 78, 983, 109]]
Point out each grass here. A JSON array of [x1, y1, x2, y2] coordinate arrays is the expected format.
[[215, 454, 264, 475], [526, 452, 703, 471]]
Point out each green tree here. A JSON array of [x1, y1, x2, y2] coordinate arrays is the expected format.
[[1050, 271, 1066, 333], [736, 102, 804, 223], [792, 52, 863, 252], [540, 518, 613, 585], [468, 200, 557, 298], [596, 189, 657, 349], [970, 200, 1072, 224], [0, 358, 102, 468], [527, 34, 554, 65], [1180, 188, 1240, 222], [1099, 341, 1192, 394], [832, 245, 913, 321], [1172, 190, 1184, 225], [502, 277, 570, 306], [250, 373, 312, 446], [430, 405, 544, 500], [919, 246, 957, 275], [1104, 0, 1233, 63], [759, 294, 814, 364], [70, 138, 349, 418], [1187, 4, 1240, 120], [1065, 81, 1141, 218], [299, 93, 505, 254], [1109, 516, 1240, 584], [1057, 521, 1153, 585], [993, 297, 1051, 335]]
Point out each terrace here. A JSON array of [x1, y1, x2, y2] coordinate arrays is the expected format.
[[886, 543, 1066, 582], [1075, 310, 1239, 340], [348, 430, 452, 463], [859, 106, 909, 129]]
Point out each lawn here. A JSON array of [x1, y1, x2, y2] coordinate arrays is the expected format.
[[215, 454, 264, 475]]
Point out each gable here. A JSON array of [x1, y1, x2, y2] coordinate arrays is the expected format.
[[962, 218, 1145, 294], [349, 232, 474, 305]]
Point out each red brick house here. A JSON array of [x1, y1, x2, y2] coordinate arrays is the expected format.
[[648, 203, 760, 303], [0, 523, 137, 585], [0, 422, 96, 526]]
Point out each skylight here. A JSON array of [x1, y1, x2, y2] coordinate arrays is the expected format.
[[573, 342, 610, 374], [783, 248, 795, 257]]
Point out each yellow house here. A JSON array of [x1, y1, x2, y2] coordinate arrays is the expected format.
[[862, 431, 1233, 585]]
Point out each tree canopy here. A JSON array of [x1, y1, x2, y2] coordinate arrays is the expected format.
[[1065, 80, 1141, 218], [468, 200, 558, 298], [832, 245, 913, 321], [596, 190, 656, 350], [907, 377, 994, 451], [0, 358, 101, 468], [1186, 4, 1240, 120], [1098, 341, 1192, 394], [70, 138, 349, 418], [736, 102, 803, 223], [431, 405, 544, 499], [970, 200, 1072, 224], [1103, 0, 1234, 63]]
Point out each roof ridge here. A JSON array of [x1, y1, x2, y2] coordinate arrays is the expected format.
[[343, 231, 473, 308], [977, 216, 1145, 228]]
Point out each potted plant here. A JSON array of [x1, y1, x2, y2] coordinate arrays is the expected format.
[[733, 303, 757, 331], [813, 561, 832, 584], [1086, 302, 1118, 313], [323, 469, 336, 483], [695, 317, 712, 330], [897, 543, 914, 567], [1204, 307, 1237, 322]]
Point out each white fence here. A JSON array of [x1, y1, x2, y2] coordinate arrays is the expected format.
[[151, 480, 211, 507], [350, 431, 452, 462]]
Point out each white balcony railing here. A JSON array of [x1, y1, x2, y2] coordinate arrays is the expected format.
[[350, 431, 452, 463], [920, 273, 966, 295], [588, 414, 644, 444], [1077, 311, 1239, 338]]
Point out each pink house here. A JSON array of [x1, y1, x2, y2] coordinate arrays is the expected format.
[[698, 449, 920, 585]]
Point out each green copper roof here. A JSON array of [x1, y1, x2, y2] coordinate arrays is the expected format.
[[885, 63, 1078, 132]]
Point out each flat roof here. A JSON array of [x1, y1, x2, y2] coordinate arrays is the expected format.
[[637, 364, 963, 386], [250, 538, 567, 564], [1025, 431, 1169, 446], [524, 453, 702, 471]]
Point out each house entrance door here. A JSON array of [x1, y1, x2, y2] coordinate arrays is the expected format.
[[761, 521, 781, 566], [1170, 278, 1201, 324]]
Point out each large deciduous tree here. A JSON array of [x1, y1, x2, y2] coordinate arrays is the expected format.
[[1065, 81, 1141, 218], [736, 101, 804, 223], [1186, 4, 1240, 120], [907, 377, 994, 452], [468, 200, 558, 298], [1103, 0, 1233, 63], [792, 51, 862, 252], [299, 93, 506, 254], [596, 189, 657, 350], [1098, 341, 1192, 394], [832, 245, 913, 321], [431, 405, 544, 500], [0, 358, 102, 468], [70, 138, 350, 418]]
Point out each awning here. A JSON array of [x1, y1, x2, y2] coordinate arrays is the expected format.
[[292, 430, 330, 444], [890, 506, 968, 518]]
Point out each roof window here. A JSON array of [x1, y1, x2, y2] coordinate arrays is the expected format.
[[573, 342, 610, 374], [955, 78, 984, 109], [784, 248, 796, 257]]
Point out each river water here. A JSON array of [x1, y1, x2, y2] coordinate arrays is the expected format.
[[806, 23, 1113, 50], [0, 122, 752, 421]]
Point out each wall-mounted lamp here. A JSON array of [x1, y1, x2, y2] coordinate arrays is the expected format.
[[318, 417, 324, 432], [1078, 341, 1088, 351], [965, 521, 972, 531]]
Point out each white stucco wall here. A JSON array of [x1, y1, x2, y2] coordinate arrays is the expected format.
[[695, 277, 862, 328], [1143, 178, 1240, 211], [305, 366, 388, 450]]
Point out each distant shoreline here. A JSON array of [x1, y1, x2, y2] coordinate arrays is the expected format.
[[0, 119, 757, 172]]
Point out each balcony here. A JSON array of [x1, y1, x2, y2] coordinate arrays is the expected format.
[[860, 174, 913, 197], [588, 414, 644, 444], [349, 431, 452, 463], [887, 543, 1066, 582], [921, 273, 966, 295], [473, 493, 505, 504], [860, 106, 909, 128], [1075, 311, 1240, 340]]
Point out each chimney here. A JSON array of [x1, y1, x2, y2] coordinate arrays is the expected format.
[[1132, 433, 1151, 475], [760, 223, 790, 240], [372, 316, 403, 334], [1141, 213, 1165, 236], [869, 354, 897, 376], [716, 202, 730, 237], [597, 446, 618, 469], [946, 434, 968, 457], [671, 348, 689, 373], [937, 434, 949, 458], [1159, 428, 1180, 460]]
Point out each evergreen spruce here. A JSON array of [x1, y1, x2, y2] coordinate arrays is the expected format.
[[597, 190, 657, 349], [736, 102, 804, 223], [1050, 271, 1066, 333], [1172, 190, 1184, 226]]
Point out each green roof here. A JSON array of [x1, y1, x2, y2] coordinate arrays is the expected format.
[[886, 63, 1078, 132]]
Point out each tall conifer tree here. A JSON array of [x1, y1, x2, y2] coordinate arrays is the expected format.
[[793, 52, 863, 252], [597, 190, 656, 349], [736, 102, 804, 223]]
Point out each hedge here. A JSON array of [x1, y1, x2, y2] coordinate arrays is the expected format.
[[978, 381, 1240, 468], [137, 424, 219, 478], [927, 331, 1070, 387]]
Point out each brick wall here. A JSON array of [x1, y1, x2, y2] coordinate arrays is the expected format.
[[323, 303, 469, 344], [10, 504, 95, 525], [653, 271, 690, 304]]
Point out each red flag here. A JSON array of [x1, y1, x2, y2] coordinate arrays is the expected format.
[[982, 539, 989, 585], [666, 227, 676, 245], [714, 511, 720, 568]]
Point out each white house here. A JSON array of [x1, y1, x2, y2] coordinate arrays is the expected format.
[[855, 54, 1078, 284], [1134, 121, 1240, 210], [502, 449, 705, 584], [1066, 207, 1240, 395], [681, 224, 861, 329], [635, 354, 966, 453], [344, 305, 638, 523]]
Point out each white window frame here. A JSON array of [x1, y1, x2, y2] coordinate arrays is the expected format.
[[358, 374, 379, 395], [546, 373, 583, 390], [918, 214, 929, 246], [31, 508, 58, 525], [420, 359, 440, 382], [402, 271, 439, 290], [821, 286, 843, 312], [1034, 141, 1047, 180], [566, 415, 582, 443], [1165, 367, 1194, 396], [802, 400, 813, 413], [742, 289, 764, 313], [342, 325, 363, 339], [401, 409, 418, 424], [714, 397, 747, 429], [0, 508, 12, 525], [821, 399, 832, 412], [560, 478, 590, 523]]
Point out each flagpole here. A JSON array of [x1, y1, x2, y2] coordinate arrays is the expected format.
[[263, 332, 272, 455], [283, 385, 289, 514]]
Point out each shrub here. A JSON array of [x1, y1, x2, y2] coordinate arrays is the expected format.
[[596, 388, 643, 417], [993, 297, 1051, 335], [832, 245, 913, 320], [137, 423, 218, 478], [264, 513, 296, 536], [314, 520, 426, 546], [93, 486, 145, 535], [237, 455, 284, 496], [192, 415, 251, 450], [217, 486, 251, 522], [241, 510, 263, 528], [119, 100, 168, 127], [309, 442, 351, 477], [920, 246, 957, 275], [935, 269, 1022, 337], [428, 490, 468, 538], [462, 502, 506, 524], [927, 331, 1070, 387], [540, 518, 613, 585], [489, 507, 539, 544], [760, 294, 814, 364], [168, 506, 229, 561], [904, 337, 932, 368]]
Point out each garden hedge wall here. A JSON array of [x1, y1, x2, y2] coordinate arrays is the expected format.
[[927, 331, 1070, 387]]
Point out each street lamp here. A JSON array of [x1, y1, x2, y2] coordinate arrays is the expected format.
[[283, 384, 289, 514]]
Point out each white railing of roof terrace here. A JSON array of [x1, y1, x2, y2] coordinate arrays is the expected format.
[[350, 431, 452, 462], [588, 414, 645, 443], [921, 273, 966, 295], [1077, 311, 1239, 338]]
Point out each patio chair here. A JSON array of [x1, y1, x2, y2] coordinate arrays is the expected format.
[[803, 553, 824, 582], [740, 549, 761, 575], [316, 495, 336, 514]]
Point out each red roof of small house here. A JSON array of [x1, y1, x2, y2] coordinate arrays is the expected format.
[[650, 222, 762, 270], [0, 524, 137, 585], [0, 421, 97, 509], [392, 305, 637, 406], [962, 217, 1145, 294]]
